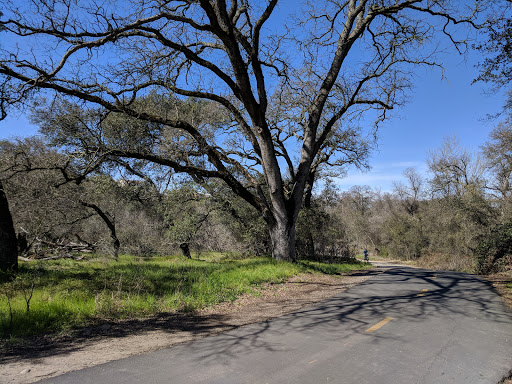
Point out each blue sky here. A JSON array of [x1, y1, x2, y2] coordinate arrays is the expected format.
[[0, 2, 506, 193], [335, 51, 504, 193]]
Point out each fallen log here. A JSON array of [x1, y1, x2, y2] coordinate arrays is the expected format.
[[34, 238, 95, 253], [19, 253, 86, 261]]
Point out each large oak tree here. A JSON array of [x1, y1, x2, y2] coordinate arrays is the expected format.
[[0, 0, 489, 260]]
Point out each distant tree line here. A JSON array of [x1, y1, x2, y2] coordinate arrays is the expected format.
[[0, 135, 268, 263]]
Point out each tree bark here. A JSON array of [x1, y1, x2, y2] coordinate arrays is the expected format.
[[303, 170, 316, 259], [79, 201, 119, 261], [0, 181, 18, 273], [267, 214, 296, 262], [113, 237, 120, 260], [17, 232, 28, 254], [180, 243, 191, 259]]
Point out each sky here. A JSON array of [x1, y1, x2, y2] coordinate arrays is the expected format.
[[335, 51, 505, 193], [0, 1, 506, 193]]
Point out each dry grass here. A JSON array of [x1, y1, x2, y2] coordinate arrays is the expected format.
[[413, 252, 476, 273]]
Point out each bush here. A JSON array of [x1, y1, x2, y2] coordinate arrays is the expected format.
[[381, 215, 427, 260], [295, 207, 354, 261], [476, 221, 512, 274]]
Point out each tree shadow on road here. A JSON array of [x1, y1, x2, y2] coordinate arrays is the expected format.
[[184, 267, 512, 366]]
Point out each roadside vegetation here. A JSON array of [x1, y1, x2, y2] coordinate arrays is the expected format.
[[0, 254, 369, 340]]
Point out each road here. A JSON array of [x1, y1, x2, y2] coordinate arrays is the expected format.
[[39, 266, 512, 384]]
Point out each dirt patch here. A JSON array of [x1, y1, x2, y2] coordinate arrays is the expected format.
[[485, 272, 512, 310], [0, 270, 378, 384]]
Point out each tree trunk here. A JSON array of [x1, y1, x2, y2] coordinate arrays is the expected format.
[[17, 232, 28, 254], [304, 169, 316, 210], [268, 216, 297, 262], [303, 170, 316, 259], [0, 181, 18, 273], [307, 232, 316, 260], [113, 237, 120, 261], [180, 243, 191, 259], [79, 201, 119, 261]]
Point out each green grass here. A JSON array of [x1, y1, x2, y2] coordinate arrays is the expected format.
[[0, 254, 370, 340]]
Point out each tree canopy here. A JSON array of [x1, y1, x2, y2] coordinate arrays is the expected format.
[[0, 0, 494, 260]]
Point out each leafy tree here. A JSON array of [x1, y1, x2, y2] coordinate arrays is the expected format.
[[336, 185, 379, 252], [426, 137, 494, 256], [196, 178, 271, 256], [482, 115, 512, 199], [474, 1, 512, 91], [296, 181, 354, 260], [0, 138, 90, 251], [0, 137, 162, 258], [163, 185, 213, 258], [382, 212, 426, 259], [377, 168, 427, 259], [0, 1, 489, 260], [475, 220, 512, 274]]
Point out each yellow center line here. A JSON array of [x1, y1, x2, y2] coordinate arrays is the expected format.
[[308, 360, 317, 364], [432, 275, 437, 279], [365, 317, 393, 333], [417, 288, 428, 297]]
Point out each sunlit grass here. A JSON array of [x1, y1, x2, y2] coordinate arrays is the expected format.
[[0, 254, 370, 339]]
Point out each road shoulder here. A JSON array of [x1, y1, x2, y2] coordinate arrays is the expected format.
[[485, 272, 512, 384]]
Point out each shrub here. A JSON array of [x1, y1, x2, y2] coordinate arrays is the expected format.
[[475, 221, 512, 274]]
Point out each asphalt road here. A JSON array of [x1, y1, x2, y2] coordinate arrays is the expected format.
[[39, 266, 512, 384]]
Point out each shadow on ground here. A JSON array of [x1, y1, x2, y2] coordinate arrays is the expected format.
[[182, 267, 512, 364], [2, 267, 510, 369]]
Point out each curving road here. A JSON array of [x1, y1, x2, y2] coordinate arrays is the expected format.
[[39, 266, 512, 384]]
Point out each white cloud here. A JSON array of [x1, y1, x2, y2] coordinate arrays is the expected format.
[[390, 161, 423, 168], [334, 171, 400, 192], [333, 161, 429, 192]]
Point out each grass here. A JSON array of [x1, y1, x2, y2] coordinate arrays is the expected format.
[[0, 253, 370, 340]]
